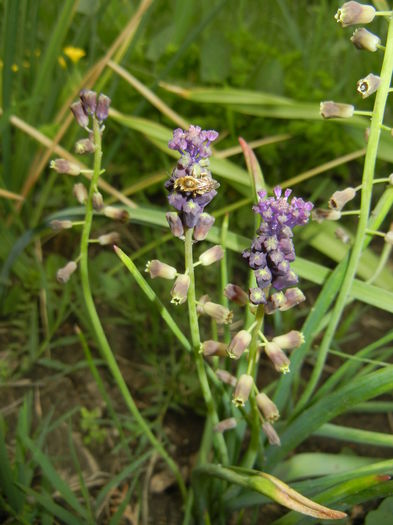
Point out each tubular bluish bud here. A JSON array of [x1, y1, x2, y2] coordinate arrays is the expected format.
[[227, 330, 252, 359], [103, 206, 129, 222], [56, 261, 77, 283], [273, 330, 305, 350], [199, 245, 224, 266], [233, 374, 253, 407], [194, 213, 215, 241], [265, 291, 286, 314], [73, 183, 88, 204], [96, 93, 111, 121], [256, 393, 280, 422], [145, 260, 177, 280], [312, 208, 342, 223], [216, 369, 237, 387], [214, 418, 237, 433], [70, 100, 89, 128], [320, 101, 354, 119], [75, 137, 96, 155], [224, 284, 249, 306], [265, 342, 290, 374], [166, 212, 184, 238], [357, 73, 380, 99], [328, 187, 357, 210], [50, 219, 73, 231], [202, 301, 233, 324], [281, 287, 306, 311], [79, 89, 97, 115], [92, 191, 104, 211], [249, 287, 267, 305], [351, 28, 381, 51], [98, 232, 120, 246], [200, 340, 227, 357], [50, 158, 81, 176], [262, 421, 281, 446], [335, 2, 376, 27], [170, 274, 190, 305]]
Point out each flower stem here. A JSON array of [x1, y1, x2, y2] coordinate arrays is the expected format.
[[184, 228, 229, 465], [79, 116, 186, 501]]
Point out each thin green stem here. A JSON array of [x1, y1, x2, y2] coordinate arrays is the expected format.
[[296, 15, 393, 411], [184, 228, 229, 465], [79, 117, 186, 501]]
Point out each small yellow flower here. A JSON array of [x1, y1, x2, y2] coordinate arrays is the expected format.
[[11, 64, 19, 72], [63, 46, 86, 63], [58, 56, 67, 69]]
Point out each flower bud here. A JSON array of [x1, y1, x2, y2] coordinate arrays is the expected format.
[[92, 191, 104, 211], [79, 89, 97, 115], [227, 330, 252, 359], [335, 227, 351, 244], [312, 208, 342, 223], [281, 287, 306, 311], [96, 93, 111, 121], [75, 137, 96, 155], [50, 219, 73, 231], [56, 261, 77, 283], [233, 374, 253, 407], [202, 301, 233, 324], [70, 100, 89, 128], [214, 418, 237, 433], [320, 101, 354, 119], [103, 206, 129, 222], [73, 183, 88, 204], [249, 287, 267, 305], [224, 284, 249, 306], [97, 232, 120, 245], [216, 369, 237, 387], [166, 212, 184, 238], [265, 291, 286, 314], [335, 2, 376, 27], [328, 187, 357, 210], [357, 73, 380, 99], [145, 260, 177, 280], [262, 421, 281, 446], [273, 330, 304, 350], [199, 245, 224, 266], [170, 273, 190, 305], [50, 158, 81, 176], [351, 28, 381, 52], [194, 213, 215, 241], [200, 340, 227, 357], [256, 393, 280, 422], [265, 342, 290, 374]]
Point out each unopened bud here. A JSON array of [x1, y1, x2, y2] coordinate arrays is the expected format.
[[281, 288, 306, 311], [214, 418, 237, 433], [312, 208, 342, 223], [50, 159, 81, 176], [200, 340, 227, 357], [199, 245, 224, 266], [103, 206, 129, 222], [166, 212, 184, 238], [79, 89, 97, 115], [320, 101, 354, 119], [256, 393, 280, 422], [92, 191, 104, 211], [145, 260, 177, 280], [328, 187, 357, 210], [335, 227, 351, 244], [265, 342, 290, 374], [233, 374, 253, 407], [262, 421, 281, 446], [265, 291, 286, 314], [170, 274, 190, 305], [56, 261, 77, 283], [224, 284, 249, 306], [50, 219, 73, 231], [216, 369, 237, 387], [202, 301, 233, 325], [249, 287, 267, 305], [273, 330, 304, 350], [194, 213, 215, 241], [227, 330, 252, 359], [357, 73, 380, 99], [335, 2, 376, 27], [75, 137, 96, 155], [73, 183, 88, 204], [70, 100, 89, 128], [98, 232, 120, 245], [351, 28, 381, 52], [96, 93, 111, 121]]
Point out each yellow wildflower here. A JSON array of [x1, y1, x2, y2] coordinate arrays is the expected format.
[[63, 46, 86, 63]]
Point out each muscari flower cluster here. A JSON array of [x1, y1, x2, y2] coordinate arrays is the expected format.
[[165, 126, 220, 240], [243, 187, 313, 308]]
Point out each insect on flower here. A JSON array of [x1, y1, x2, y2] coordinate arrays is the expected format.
[[173, 174, 220, 196]]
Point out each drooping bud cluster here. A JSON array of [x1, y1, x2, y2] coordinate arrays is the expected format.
[[165, 126, 219, 239], [243, 186, 313, 306], [70, 89, 111, 129]]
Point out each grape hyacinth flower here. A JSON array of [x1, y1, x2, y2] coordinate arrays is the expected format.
[[166, 126, 220, 239], [243, 186, 313, 306]]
